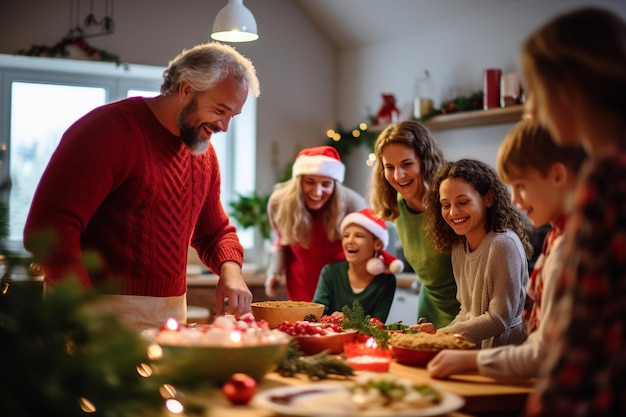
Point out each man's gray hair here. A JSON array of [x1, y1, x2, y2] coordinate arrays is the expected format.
[[160, 42, 260, 98]]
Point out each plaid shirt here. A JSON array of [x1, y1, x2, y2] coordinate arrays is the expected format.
[[525, 143, 626, 417]]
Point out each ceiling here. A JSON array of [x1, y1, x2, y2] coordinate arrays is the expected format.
[[294, 0, 526, 49]]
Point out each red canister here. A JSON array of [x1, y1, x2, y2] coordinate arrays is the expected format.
[[483, 68, 502, 110]]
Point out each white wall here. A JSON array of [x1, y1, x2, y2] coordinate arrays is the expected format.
[[1, 0, 626, 198], [0, 0, 338, 196], [337, 0, 626, 195]]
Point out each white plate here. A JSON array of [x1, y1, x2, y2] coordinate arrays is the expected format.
[[253, 383, 465, 417]]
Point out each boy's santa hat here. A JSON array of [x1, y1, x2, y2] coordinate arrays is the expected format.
[[340, 208, 404, 275], [292, 146, 345, 183]]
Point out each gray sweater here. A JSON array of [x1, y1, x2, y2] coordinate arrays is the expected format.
[[439, 230, 528, 349], [476, 233, 565, 378]]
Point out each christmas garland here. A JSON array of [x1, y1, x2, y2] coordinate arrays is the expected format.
[[327, 91, 484, 160], [16, 36, 128, 69], [418, 90, 483, 120]]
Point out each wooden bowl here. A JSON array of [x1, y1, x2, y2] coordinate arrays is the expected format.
[[251, 301, 325, 329], [390, 345, 440, 366], [294, 331, 358, 355]]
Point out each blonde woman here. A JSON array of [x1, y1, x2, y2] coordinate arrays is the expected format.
[[265, 146, 366, 301]]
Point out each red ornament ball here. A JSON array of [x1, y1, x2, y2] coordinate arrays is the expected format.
[[222, 373, 257, 405]]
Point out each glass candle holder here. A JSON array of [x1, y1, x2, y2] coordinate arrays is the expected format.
[[344, 339, 392, 372]]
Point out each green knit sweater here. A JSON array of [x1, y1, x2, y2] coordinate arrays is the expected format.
[[395, 196, 459, 328]]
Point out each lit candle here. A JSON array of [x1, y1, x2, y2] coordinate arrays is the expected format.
[[344, 339, 392, 372], [165, 317, 179, 331], [228, 330, 243, 346]]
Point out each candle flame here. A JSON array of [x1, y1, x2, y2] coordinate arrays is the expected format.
[[229, 331, 242, 343], [165, 317, 179, 330], [365, 337, 377, 348]]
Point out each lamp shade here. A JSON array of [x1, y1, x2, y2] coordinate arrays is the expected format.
[[211, 0, 259, 43]]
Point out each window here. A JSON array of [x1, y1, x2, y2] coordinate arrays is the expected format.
[[0, 54, 258, 261]]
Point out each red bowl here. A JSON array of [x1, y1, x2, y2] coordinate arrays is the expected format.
[[294, 331, 358, 355], [390, 345, 440, 366]]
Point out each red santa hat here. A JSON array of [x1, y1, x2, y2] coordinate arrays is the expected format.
[[340, 208, 404, 275], [292, 146, 345, 183]]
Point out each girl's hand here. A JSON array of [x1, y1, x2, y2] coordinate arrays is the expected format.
[[264, 274, 282, 298], [427, 349, 479, 379], [408, 322, 436, 334]]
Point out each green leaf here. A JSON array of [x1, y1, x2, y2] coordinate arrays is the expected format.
[[228, 191, 271, 241]]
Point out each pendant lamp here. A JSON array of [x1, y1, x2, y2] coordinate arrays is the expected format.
[[211, 0, 259, 43]]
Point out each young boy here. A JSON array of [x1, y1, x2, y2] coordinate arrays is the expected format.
[[312, 208, 402, 323], [427, 120, 587, 379]]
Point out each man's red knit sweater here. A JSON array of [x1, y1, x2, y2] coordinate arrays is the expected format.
[[24, 97, 243, 296]]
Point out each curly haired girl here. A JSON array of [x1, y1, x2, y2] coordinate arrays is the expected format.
[[422, 159, 533, 349]]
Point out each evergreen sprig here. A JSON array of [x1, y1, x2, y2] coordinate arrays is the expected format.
[[276, 341, 355, 380], [0, 280, 177, 417], [16, 36, 128, 69], [339, 300, 391, 348]]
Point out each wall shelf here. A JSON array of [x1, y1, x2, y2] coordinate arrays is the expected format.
[[366, 105, 525, 134], [422, 105, 525, 131]]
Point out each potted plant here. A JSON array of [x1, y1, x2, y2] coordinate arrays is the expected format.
[[228, 191, 271, 242]]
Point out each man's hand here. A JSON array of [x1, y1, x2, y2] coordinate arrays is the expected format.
[[215, 261, 252, 318]]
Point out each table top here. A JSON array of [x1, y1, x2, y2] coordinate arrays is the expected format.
[[186, 360, 534, 417]]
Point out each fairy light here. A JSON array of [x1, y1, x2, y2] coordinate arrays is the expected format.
[[352, 129, 361, 137], [136, 363, 153, 377], [78, 397, 96, 413], [147, 343, 163, 360], [159, 384, 177, 399], [165, 399, 184, 414], [326, 129, 335, 138]]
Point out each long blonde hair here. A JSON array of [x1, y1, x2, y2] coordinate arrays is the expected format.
[[268, 176, 349, 248], [370, 121, 446, 221]]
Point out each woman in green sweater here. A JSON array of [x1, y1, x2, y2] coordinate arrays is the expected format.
[[370, 121, 459, 328]]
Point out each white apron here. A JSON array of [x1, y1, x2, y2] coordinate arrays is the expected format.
[[45, 282, 187, 332]]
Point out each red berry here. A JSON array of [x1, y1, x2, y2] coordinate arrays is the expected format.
[[369, 317, 384, 329], [222, 373, 257, 405]]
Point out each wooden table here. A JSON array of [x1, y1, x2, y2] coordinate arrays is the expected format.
[[186, 361, 534, 417], [389, 363, 535, 417]]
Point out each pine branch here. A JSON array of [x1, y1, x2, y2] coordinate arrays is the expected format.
[[339, 301, 390, 348]]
